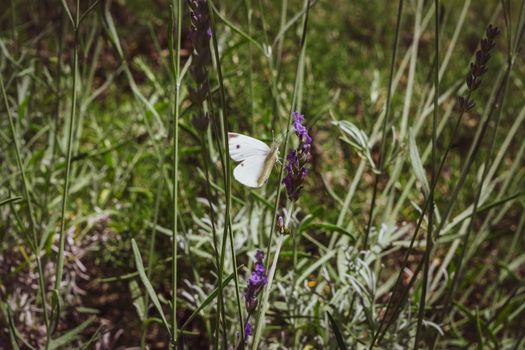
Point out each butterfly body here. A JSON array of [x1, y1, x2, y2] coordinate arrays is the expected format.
[[228, 132, 280, 188]]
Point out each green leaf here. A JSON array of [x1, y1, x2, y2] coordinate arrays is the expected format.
[[408, 128, 430, 196], [50, 289, 62, 335], [475, 309, 484, 350], [209, 2, 265, 53], [302, 222, 355, 242], [2, 304, 22, 350], [78, 0, 101, 26], [295, 250, 336, 288], [333, 120, 376, 170], [129, 279, 146, 321], [327, 311, 348, 350], [180, 269, 238, 330], [60, 0, 75, 28], [131, 239, 172, 338], [48, 316, 96, 349], [101, 1, 123, 58], [80, 324, 104, 350], [0, 196, 23, 207]]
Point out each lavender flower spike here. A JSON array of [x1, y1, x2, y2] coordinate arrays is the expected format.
[[244, 250, 267, 313], [188, 0, 212, 131], [283, 112, 312, 201], [244, 322, 253, 337]]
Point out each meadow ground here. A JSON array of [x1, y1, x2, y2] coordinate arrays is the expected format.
[[1, 0, 524, 349]]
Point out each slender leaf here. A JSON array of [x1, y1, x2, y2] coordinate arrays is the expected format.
[[48, 317, 96, 350], [327, 311, 348, 350], [409, 127, 430, 196], [0, 196, 22, 207], [131, 239, 172, 338]]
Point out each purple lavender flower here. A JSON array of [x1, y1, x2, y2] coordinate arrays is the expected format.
[[292, 112, 312, 145], [244, 322, 253, 337], [255, 250, 264, 261], [244, 250, 267, 312], [188, 0, 212, 130], [283, 112, 312, 201]]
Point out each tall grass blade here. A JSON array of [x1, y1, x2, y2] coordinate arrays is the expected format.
[[327, 311, 348, 350], [363, 0, 404, 249], [168, 1, 182, 346], [131, 238, 172, 338]]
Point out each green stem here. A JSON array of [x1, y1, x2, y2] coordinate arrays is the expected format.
[[264, 0, 310, 273], [243, 0, 255, 134], [43, 9, 64, 220], [1, 70, 50, 347], [290, 203, 299, 348], [431, 36, 516, 350], [363, 0, 404, 249], [168, 0, 182, 346], [207, 0, 245, 345], [414, 0, 438, 347], [377, 55, 514, 347], [55, 0, 79, 294], [200, 133, 228, 349], [257, 2, 311, 346], [370, 84, 472, 348], [141, 181, 163, 350]]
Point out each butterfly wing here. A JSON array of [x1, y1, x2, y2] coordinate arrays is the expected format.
[[228, 133, 274, 188], [233, 155, 268, 188], [228, 132, 270, 161]]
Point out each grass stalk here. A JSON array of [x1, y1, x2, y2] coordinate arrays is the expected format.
[[140, 181, 163, 350], [368, 18, 502, 338], [430, 3, 522, 346], [363, 0, 404, 249], [196, 50, 229, 348], [42, 12, 64, 221], [168, 0, 182, 346], [200, 133, 228, 349], [255, 1, 311, 347], [243, 0, 255, 134], [414, 0, 439, 347], [370, 87, 474, 348], [207, 0, 246, 345], [201, 65, 230, 348], [276, 0, 288, 76], [434, 71, 507, 339], [53, 0, 80, 330], [1, 68, 51, 347], [376, 33, 514, 345], [263, 0, 310, 272]]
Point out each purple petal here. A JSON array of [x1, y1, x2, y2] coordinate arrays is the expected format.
[[255, 250, 264, 261], [244, 322, 253, 337]]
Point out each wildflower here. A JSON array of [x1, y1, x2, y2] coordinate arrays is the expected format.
[[255, 249, 264, 261], [244, 322, 253, 337], [459, 24, 500, 111], [283, 112, 312, 201], [188, 0, 212, 130], [244, 250, 267, 312], [292, 112, 312, 145]]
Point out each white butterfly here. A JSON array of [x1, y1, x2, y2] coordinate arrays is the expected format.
[[228, 132, 280, 188]]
